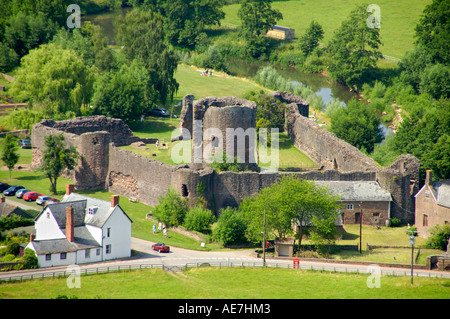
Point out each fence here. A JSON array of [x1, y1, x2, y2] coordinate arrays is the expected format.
[[1, 258, 449, 282]]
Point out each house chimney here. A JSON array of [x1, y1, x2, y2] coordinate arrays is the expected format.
[[111, 195, 119, 208], [30, 233, 35, 242], [0, 196, 5, 203], [425, 170, 432, 186], [66, 184, 74, 195], [66, 205, 74, 242]]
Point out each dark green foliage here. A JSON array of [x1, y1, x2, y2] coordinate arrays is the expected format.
[[330, 99, 384, 153], [426, 224, 450, 251], [299, 20, 324, 56], [152, 188, 189, 227], [22, 248, 38, 269], [415, 0, 450, 65], [0, 42, 19, 73], [0, 215, 34, 232], [116, 9, 179, 105], [40, 134, 79, 195], [92, 60, 149, 124], [1, 134, 19, 179], [213, 207, 248, 246], [238, 0, 282, 58], [244, 90, 285, 131], [327, 4, 382, 88], [184, 207, 216, 234]]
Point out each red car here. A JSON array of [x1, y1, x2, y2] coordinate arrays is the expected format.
[[23, 191, 42, 202], [152, 243, 170, 253]]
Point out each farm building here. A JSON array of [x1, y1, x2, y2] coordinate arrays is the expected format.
[[266, 25, 295, 40]]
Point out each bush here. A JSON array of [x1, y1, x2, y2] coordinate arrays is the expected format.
[[389, 217, 402, 227], [184, 207, 216, 234], [22, 248, 38, 269], [213, 207, 248, 246], [426, 224, 450, 250], [152, 188, 189, 227], [200, 45, 228, 73]]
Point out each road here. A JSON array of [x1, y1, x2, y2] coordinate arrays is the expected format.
[[1, 237, 450, 282]]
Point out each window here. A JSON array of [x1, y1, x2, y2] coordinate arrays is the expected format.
[[46, 212, 50, 219], [423, 214, 428, 227], [106, 244, 111, 254], [60, 252, 67, 260], [373, 212, 380, 217], [346, 204, 354, 210], [96, 248, 101, 256], [424, 190, 429, 198], [107, 228, 111, 238], [181, 184, 188, 197], [85, 248, 90, 259], [45, 254, 51, 261]]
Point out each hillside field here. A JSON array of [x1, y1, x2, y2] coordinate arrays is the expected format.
[[222, 0, 431, 59], [1, 267, 449, 299]]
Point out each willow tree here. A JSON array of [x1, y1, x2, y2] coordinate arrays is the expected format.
[[9, 43, 95, 116]]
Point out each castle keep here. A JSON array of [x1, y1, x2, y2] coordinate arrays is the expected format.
[[31, 92, 420, 224]]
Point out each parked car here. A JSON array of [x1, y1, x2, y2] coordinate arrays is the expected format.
[[15, 188, 31, 199], [17, 139, 31, 149], [3, 185, 25, 196], [36, 195, 52, 205], [23, 191, 42, 202], [152, 243, 170, 253], [44, 198, 60, 205], [0, 183, 11, 192], [148, 108, 169, 117]]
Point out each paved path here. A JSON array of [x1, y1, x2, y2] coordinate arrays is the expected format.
[[1, 237, 450, 282]]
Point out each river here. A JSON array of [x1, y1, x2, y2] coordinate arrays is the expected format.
[[82, 8, 391, 136]]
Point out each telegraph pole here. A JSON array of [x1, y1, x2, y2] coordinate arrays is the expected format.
[[407, 229, 419, 286], [359, 202, 362, 254], [262, 210, 266, 267]]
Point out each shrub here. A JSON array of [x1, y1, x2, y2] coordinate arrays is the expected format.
[[426, 224, 450, 250], [152, 188, 189, 227], [184, 207, 216, 234], [389, 218, 402, 227], [22, 248, 38, 269], [213, 207, 248, 246]]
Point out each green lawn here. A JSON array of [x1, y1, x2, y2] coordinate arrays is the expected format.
[[222, 0, 431, 59], [1, 267, 449, 299], [173, 64, 268, 104]]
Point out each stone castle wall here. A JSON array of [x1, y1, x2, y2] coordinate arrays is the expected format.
[[30, 94, 419, 222]]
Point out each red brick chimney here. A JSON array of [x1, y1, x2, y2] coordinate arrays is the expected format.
[[111, 195, 119, 208], [425, 170, 432, 186], [66, 184, 75, 195], [30, 233, 35, 242], [66, 205, 74, 242], [0, 196, 5, 203]]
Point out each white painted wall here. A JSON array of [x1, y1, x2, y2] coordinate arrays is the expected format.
[[34, 208, 65, 241], [102, 207, 131, 261]]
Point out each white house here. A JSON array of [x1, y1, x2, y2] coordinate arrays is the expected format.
[[26, 185, 132, 268]]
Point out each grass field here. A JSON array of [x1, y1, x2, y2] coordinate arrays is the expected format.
[[221, 0, 431, 59], [173, 64, 268, 104], [1, 267, 449, 299]]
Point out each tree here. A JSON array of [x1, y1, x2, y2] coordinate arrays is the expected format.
[[415, 0, 450, 65], [213, 207, 248, 246], [327, 4, 383, 88], [9, 43, 95, 116], [419, 63, 450, 99], [116, 9, 179, 106], [22, 248, 38, 269], [239, 175, 341, 249], [426, 223, 450, 251], [3, 11, 57, 59], [1, 134, 19, 179], [238, 0, 282, 58], [0, 42, 19, 73], [92, 60, 149, 124], [152, 187, 189, 227], [40, 134, 79, 195], [330, 99, 384, 153], [299, 20, 324, 56]]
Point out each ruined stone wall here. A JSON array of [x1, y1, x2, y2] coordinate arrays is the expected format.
[[107, 145, 174, 206], [284, 101, 379, 172]]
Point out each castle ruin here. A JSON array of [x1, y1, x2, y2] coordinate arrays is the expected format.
[[30, 92, 420, 223]]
